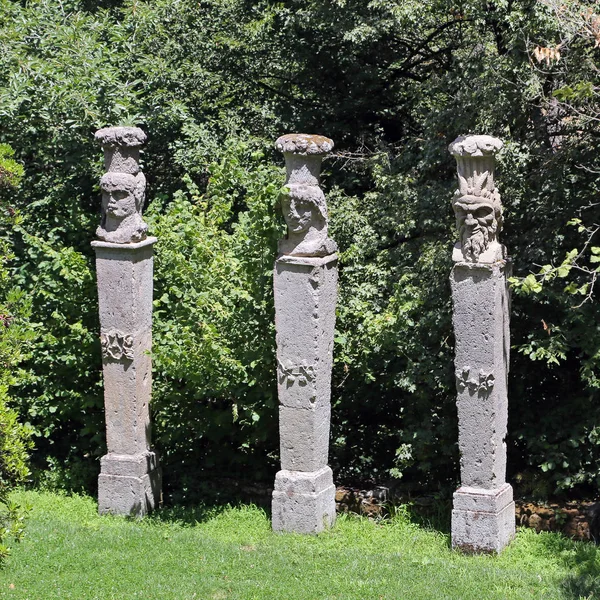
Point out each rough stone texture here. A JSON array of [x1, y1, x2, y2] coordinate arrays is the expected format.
[[93, 239, 154, 455], [449, 135, 514, 553], [272, 467, 336, 534], [276, 133, 337, 256], [275, 133, 334, 156], [448, 135, 503, 157], [451, 262, 511, 489], [516, 500, 597, 540], [93, 235, 161, 516], [95, 126, 148, 244], [275, 255, 337, 470], [335, 486, 389, 518], [98, 452, 161, 516], [452, 484, 515, 553], [272, 136, 338, 533], [95, 126, 146, 175]]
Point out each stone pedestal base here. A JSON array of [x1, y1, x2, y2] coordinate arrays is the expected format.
[[98, 452, 161, 516], [272, 466, 336, 534], [451, 483, 515, 553]]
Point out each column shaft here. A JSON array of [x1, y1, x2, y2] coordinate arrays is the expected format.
[[272, 255, 337, 533], [448, 134, 515, 552], [272, 133, 338, 533]]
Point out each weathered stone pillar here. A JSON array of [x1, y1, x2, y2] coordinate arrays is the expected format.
[[92, 126, 161, 516], [271, 134, 338, 533], [448, 135, 515, 553]]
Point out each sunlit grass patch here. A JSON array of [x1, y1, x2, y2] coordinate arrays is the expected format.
[[0, 490, 598, 599]]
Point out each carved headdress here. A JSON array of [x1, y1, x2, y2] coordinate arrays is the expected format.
[[448, 135, 505, 263]]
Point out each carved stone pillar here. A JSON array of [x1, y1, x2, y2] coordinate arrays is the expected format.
[[448, 135, 515, 552], [271, 134, 338, 533], [92, 126, 161, 516]]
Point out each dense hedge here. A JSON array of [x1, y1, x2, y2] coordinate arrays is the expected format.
[[0, 0, 598, 500], [0, 144, 32, 561]]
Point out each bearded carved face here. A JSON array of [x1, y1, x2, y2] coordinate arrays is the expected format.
[[103, 185, 136, 218], [453, 195, 499, 261]]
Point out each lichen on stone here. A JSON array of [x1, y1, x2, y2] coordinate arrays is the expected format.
[[95, 126, 147, 148], [449, 135, 503, 157], [275, 133, 334, 155]]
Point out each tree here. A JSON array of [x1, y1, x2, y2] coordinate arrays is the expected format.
[[0, 144, 32, 562]]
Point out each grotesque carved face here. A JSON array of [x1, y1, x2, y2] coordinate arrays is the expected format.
[[105, 188, 135, 218], [282, 195, 316, 233], [102, 181, 136, 218], [453, 195, 499, 261], [280, 185, 327, 236], [100, 172, 144, 220]]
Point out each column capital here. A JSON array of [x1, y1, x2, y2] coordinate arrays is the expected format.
[[449, 134, 505, 264], [275, 133, 334, 156], [95, 125, 148, 244], [276, 132, 337, 257]]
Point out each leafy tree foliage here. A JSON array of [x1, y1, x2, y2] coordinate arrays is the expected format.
[[0, 0, 598, 500], [0, 145, 32, 562]]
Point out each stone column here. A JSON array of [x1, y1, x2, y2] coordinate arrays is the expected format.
[[448, 135, 515, 553], [271, 134, 338, 533], [92, 126, 161, 516]]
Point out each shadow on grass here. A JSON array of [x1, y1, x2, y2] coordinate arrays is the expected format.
[[534, 532, 600, 599], [144, 479, 274, 527], [386, 494, 453, 539], [145, 503, 232, 527]]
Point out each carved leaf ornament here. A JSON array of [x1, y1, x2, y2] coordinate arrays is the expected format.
[[458, 171, 490, 198], [456, 366, 495, 394], [101, 329, 134, 361], [278, 359, 316, 387]]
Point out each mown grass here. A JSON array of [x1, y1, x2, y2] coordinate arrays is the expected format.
[[0, 490, 599, 599]]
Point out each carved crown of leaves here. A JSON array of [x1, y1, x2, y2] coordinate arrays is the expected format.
[[449, 135, 503, 208]]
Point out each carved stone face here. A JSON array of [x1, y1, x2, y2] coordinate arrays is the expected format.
[[277, 183, 335, 257], [453, 195, 499, 261], [101, 176, 137, 219], [282, 195, 317, 233]]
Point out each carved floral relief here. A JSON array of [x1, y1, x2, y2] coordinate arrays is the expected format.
[[455, 366, 495, 394], [278, 359, 316, 387], [101, 329, 134, 361]]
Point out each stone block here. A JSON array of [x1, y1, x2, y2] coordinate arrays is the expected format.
[[98, 471, 161, 518], [100, 451, 159, 477], [274, 254, 338, 410], [98, 451, 161, 517], [451, 484, 515, 553], [279, 403, 331, 471], [451, 261, 511, 489], [272, 466, 336, 534]]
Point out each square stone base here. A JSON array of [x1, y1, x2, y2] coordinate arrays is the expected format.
[[272, 466, 336, 534], [98, 451, 161, 517], [451, 483, 515, 553]]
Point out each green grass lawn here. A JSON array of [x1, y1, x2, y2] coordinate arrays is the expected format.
[[0, 490, 599, 600]]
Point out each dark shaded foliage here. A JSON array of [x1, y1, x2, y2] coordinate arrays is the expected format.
[[0, 0, 598, 501]]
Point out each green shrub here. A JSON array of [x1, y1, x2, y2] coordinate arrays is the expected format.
[[0, 146, 33, 562], [0, 0, 598, 500], [146, 137, 283, 499]]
